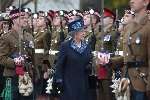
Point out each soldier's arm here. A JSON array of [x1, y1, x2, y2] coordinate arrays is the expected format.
[[110, 56, 124, 68], [0, 37, 15, 69], [110, 31, 124, 68], [43, 31, 51, 67]]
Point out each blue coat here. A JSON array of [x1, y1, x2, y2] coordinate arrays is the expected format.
[[55, 39, 92, 100]]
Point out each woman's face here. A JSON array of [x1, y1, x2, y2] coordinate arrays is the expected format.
[[75, 30, 85, 41]]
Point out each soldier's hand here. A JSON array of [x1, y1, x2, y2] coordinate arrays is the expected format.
[[14, 56, 25, 66], [44, 72, 49, 79], [119, 78, 130, 93], [97, 52, 110, 65]]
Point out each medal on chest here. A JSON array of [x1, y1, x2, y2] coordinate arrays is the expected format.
[[135, 35, 141, 45], [103, 34, 111, 42]]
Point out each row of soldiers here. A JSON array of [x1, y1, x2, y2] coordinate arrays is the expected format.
[[0, 6, 103, 100], [0, 0, 150, 100]]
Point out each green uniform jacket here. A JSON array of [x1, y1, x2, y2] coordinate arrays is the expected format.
[[0, 29, 34, 77], [121, 14, 150, 92]]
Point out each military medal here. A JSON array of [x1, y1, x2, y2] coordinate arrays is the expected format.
[[135, 36, 141, 45], [55, 39, 57, 43], [29, 41, 34, 48], [104, 35, 111, 41]]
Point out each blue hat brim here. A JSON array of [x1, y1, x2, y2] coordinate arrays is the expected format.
[[69, 27, 84, 36]]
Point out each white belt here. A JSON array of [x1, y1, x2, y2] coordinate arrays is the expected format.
[[115, 51, 123, 56], [35, 49, 44, 53], [35, 49, 59, 55], [49, 50, 59, 55]]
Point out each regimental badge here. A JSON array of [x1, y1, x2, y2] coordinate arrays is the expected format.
[[104, 35, 111, 42]]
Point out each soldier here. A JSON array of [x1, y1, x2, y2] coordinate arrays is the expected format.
[[49, 10, 68, 68], [22, 8, 32, 34], [1, 15, 13, 34], [0, 8, 34, 100], [83, 8, 101, 100], [33, 11, 51, 100], [83, 9, 100, 51], [112, 9, 135, 79], [96, 8, 118, 100], [108, 10, 135, 100], [118, 0, 150, 100]]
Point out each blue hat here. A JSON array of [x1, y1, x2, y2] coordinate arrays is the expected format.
[[68, 18, 84, 34]]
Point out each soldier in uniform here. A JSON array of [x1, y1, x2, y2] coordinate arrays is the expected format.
[[33, 11, 51, 100], [0, 8, 34, 100], [1, 15, 13, 34], [96, 8, 118, 100], [111, 9, 135, 80], [49, 10, 68, 68], [83, 9, 101, 100], [22, 8, 32, 34], [108, 10, 135, 99], [118, 0, 150, 99]]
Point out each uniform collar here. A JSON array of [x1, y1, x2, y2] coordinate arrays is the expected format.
[[129, 13, 149, 35], [134, 12, 148, 25]]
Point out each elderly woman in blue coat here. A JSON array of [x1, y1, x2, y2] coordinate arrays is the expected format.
[[54, 18, 92, 100]]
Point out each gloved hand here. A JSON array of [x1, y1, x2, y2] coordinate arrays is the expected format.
[[14, 56, 25, 75], [97, 52, 110, 65], [119, 78, 130, 93]]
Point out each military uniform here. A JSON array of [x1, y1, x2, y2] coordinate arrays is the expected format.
[[121, 14, 150, 99], [0, 29, 34, 100], [34, 29, 51, 95], [49, 27, 67, 67], [96, 27, 119, 100], [95, 8, 117, 100]]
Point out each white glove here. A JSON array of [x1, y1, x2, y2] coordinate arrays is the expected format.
[[119, 78, 130, 93], [97, 52, 110, 65]]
